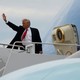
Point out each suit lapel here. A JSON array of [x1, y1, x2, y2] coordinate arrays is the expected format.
[[30, 27, 34, 41]]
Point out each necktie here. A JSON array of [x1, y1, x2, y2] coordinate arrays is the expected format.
[[21, 29, 28, 40]]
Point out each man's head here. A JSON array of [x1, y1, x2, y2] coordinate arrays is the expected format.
[[22, 19, 30, 29]]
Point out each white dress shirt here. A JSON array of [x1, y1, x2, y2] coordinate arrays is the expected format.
[[22, 28, 32, 45]]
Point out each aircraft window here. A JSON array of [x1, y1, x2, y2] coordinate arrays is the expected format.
[[56, 28, 65, 42]]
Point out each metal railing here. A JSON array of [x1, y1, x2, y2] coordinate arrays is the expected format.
[[0, 43, 24, 49], [0, 42, 79, 48], [0, 41, 80, 54]]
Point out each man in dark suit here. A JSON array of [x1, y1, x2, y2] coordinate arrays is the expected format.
[[2, 13, 42, 54]]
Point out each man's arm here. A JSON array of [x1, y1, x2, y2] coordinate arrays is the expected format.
[[2, 13, 7, 22], [2, 13, 19, 32], [36, 29, 43, 54]]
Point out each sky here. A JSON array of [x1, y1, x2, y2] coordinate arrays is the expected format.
[[0, 0, 71, 44], [1, 0, 79, 54]]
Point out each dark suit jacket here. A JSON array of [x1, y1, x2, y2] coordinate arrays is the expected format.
[[6, 21, 42, 53]]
